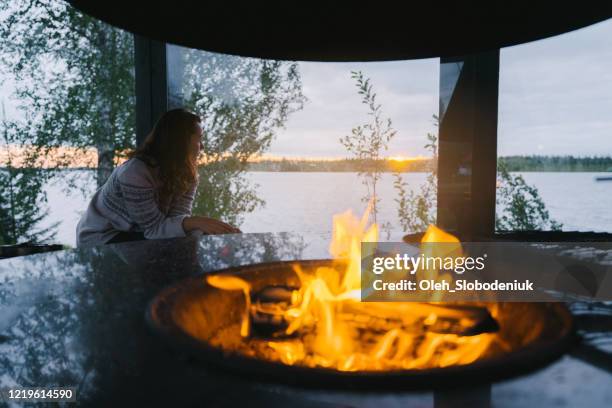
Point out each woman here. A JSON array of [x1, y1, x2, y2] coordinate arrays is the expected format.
[[76, 108, 240, 247]]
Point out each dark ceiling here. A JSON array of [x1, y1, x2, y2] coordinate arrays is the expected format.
[[67, 1, 612, 61]]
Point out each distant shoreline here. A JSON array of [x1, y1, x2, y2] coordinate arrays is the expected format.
[[2, 155, 611, 173], [247, 155, 612, 172], [3, 168, 610, 173], [245, 169, 612, 173]]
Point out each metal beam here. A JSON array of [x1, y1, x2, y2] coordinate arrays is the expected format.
[[437, 51, 500, 240], [134, 35, 168, 147]]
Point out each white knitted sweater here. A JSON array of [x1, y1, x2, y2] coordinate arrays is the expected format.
[[76, 158, 196, 247]]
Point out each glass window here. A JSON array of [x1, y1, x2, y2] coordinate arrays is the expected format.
[[497, 19, 612, 232], [166, 44, 439, 239], [0, 0, 136, 247]]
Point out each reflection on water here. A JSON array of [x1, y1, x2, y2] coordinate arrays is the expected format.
[[43, 172, 612, 247]]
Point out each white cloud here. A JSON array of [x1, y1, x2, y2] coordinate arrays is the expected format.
[[272, 18, 612, 158], [270, 59, 440, 157], [498, 18, 612, 156], [3, 16, 612, 158]]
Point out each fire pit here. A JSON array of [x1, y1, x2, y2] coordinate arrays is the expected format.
[[147, 210, 574, 390], [147, 259, 573, 389]]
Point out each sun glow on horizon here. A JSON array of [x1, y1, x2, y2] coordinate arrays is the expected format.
[[0, 145, 433, 168], [388, 155, 429, 162]]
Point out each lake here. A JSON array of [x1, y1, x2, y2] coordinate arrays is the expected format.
[[41, 172, 612, 247]]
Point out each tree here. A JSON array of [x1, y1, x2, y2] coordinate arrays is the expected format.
[[0, 0, 305, 234], [496, 162, 562, 231], [349, 73, 561, 235], [395, 122, 562, 233], [0, 103, 57, 244], [178, 50, 306, 225], [394, 116, 439, 233], [0, 0, 136, 189], [395, 121, 562, 233], [340, 71, 396, 227]]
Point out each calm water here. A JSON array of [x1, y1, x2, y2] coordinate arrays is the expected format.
[[42, 172, 612, 247]]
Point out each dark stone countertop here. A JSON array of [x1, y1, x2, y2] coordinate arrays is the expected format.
[[0, 233, 611, 407]]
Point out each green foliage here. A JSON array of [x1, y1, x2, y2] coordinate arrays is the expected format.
[[340, 72, 438, 234], [394, 119, 562, 233], [194, 160, 264, 226], [0, 1, 305, 238], [496, 162, 563, 231], [0, 0, 134, 244], [0, 0, 136, 189], [0, 117, 57, 244], [394, 123, 438, 233], [499, 155, 612, 172], [179, 50, 306, 225], [0, 167, 56, 244], [340, 71, 396, 225]]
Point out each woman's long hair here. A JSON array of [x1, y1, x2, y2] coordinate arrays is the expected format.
[[130, 108, 201, 212]]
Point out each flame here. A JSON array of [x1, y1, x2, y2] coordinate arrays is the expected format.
[[206, 275, 251, 337], [205, 207, 498, 371]]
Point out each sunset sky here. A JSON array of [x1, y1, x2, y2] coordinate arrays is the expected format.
[[267, 17, 612, 158], [2, 18, 612, 160]]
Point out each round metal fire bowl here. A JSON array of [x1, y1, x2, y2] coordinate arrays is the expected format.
[[146, 259, 576, 391]]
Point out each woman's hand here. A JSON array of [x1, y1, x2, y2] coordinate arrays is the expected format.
[[182, 216, 241, 235]]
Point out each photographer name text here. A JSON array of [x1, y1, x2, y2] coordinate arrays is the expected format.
[[372, 278, 534, 292]]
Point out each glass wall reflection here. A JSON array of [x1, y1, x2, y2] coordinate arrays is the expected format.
[[166, 44, 440, 239]]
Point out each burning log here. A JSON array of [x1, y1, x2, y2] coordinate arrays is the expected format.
[[340, 302, 499, 337], [249, 285, 499, 339], [250, 285, 296, 338]]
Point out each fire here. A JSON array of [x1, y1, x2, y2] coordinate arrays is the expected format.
[[205, 208, 501, 371], [207, 275, 251, 337]]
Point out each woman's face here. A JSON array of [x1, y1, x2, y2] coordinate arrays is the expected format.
[[190, 123, 204, 161]]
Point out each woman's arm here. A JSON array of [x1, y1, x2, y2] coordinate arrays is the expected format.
[[120, 182, 188, 239], [169, 182, 241, 235], [118, 161, 188, 239], [120, 160, 240, 237], [182, 216, 241, 235], [168, 182, 197, 217]]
